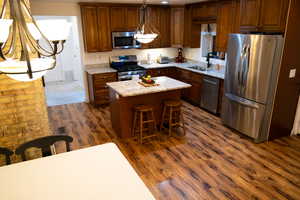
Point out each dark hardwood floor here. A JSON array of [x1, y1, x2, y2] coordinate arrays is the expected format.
[[48, 102, 300, 200]]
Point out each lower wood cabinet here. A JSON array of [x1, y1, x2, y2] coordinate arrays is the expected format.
[[87, 72, 117, 105], [146, 67, 177, 79]]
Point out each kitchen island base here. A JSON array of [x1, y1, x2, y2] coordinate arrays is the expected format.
[[109, 89, 182, 139]]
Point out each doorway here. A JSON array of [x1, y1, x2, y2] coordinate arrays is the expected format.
[[35, 16, 86, 107]]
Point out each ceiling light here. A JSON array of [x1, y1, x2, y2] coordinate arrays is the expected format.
[[134, 0, 159, 44], [161, 1, 169, 4], [0, 0, 71, 82]]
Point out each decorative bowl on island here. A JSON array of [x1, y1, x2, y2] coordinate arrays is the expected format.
[[141, 75, 155, 85]]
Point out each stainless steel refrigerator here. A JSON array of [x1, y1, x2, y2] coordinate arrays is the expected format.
[[221, 34, 284, 143]]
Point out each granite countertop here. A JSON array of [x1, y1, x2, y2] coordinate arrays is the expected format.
[[85, 63, 117, 75], [139, 62, 225, 80], [107, 76, 191, 97]]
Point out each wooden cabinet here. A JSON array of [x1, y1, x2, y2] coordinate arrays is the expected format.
[[171, 7, 185, 47], [259, 0, 289, 32], [87, 72, 117, 105], [240, 0, 261, 31], [160, 7, 171, 48], [146, 67, 177, 79], [143, 6, 171, 49], [177, 68, 203, 105], [216, 1, 235, 52], [81, 6, 112, 52], [240, 0, 289, 32], [110, 6, 139, 31], [191, 3, 218, 21], [218, 79, 224, 114]]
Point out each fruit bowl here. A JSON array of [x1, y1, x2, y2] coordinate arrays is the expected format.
[[141, 75, 155, 85]]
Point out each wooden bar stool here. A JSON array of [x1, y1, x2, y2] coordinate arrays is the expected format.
[[132, 105, 158, 144], [160, 100, 186, 137]]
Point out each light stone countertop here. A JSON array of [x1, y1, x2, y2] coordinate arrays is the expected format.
[[85, 62, 225, 79], [139, 62, 225, 80], [85, 63, 117, 75], [107, 76, 192, 97]]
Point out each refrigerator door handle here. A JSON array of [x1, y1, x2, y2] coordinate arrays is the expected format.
[[225, 93, 259, 109], [242, 45, 251, 86], [238, 45, 247, 85]]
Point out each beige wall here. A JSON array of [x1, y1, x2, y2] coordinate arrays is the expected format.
[[0, 0, 52, 165]]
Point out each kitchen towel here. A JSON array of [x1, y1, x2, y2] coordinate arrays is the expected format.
[[291, 96, 300, 135]]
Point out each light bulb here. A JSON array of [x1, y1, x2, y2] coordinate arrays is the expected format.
[[0, 19, 13, 43], [0, 58, 55, 82]]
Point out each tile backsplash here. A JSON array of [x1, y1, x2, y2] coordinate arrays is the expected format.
[[83, 48, 178, 65]]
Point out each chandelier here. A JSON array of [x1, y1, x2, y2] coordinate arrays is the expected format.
[[0, 0, 71, 82], [134, 1, 159, 44]]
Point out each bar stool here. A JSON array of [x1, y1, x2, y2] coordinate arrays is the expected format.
[[160, 100, 186, 137], [132, 105, 158, 144]]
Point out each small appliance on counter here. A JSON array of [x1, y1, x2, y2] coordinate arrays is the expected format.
[[110, 55, 146, 81], [157, 56, 171, 64], [175, 48, 185, 63]]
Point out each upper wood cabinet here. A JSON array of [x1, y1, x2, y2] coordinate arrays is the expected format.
[[160, 7, 171, 48], [259, 0, 289, 32], [191, 3, 218, 21], [240, 0, 289, 32], [81, 6, 112, 52], [142, 6, 171, 49], [171, 7, 185, 47], [110, 6, 139, 31], [216, 1, 235, 52]]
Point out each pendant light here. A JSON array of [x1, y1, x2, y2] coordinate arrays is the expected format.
[[0, 0, 71, 82], [134, 0, 159, 44]]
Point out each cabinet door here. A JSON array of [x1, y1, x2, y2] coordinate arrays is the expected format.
[[184, 6, 192, 47], [160, 7, 171, 48], [81, 6, 100, 52], [171, 7, 185, 47], [127, 7, 140, 31], [259, 0, 288, 32], [97, 7, 112, 51], [216, 1, 234, 52], [240, 0, 261, 31], [233, 0, 241, 33], [148, 7, 161, 48], [110, 7, 127, 31]]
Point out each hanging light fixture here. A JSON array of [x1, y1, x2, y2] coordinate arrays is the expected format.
[[0, 0, 71, 82], [134, 0, 159, 44]]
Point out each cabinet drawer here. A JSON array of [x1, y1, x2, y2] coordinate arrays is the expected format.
[[94, 89, 110, 104], [93, 73, 117, 85]]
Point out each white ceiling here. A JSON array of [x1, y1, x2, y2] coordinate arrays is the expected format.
[[30, 0, 210, 5]]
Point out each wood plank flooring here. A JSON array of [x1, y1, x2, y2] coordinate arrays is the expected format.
[[48, 102, 300, 200]]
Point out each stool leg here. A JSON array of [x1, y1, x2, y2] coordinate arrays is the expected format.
[[151, 110, 158, 139], [168, 107, 173, 137], [160, 105, 166, 132], [132, 111, 137, 138], [180, 109, 186, 136], [139, 111, 143, 144]]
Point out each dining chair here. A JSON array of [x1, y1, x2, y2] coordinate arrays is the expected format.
[[15, 135, 73, 161], [0, 147, 14, 165]]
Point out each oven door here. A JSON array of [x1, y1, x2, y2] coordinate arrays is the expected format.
[[112, 32, 141, 49]]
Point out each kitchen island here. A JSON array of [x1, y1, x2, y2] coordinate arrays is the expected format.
[[107, 76, 191, 138]]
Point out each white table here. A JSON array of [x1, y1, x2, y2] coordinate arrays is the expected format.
[[0, 143, 155, 200]]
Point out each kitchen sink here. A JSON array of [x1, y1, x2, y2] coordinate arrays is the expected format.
[[188, 65, 207, 71]]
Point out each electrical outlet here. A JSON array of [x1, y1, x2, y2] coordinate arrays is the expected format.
[[289, 68, 296, 78]]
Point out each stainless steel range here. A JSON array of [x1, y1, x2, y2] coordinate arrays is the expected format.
[[110, 55, 146, 81]]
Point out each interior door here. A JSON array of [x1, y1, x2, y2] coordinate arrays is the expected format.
[[240, 35, 282, 104]]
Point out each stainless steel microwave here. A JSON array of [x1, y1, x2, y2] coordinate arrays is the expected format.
[[112, 32, 141, 49]]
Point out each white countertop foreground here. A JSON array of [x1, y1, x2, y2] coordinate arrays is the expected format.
[[107, 76, 191, 97], [0, 143, 155, 200]]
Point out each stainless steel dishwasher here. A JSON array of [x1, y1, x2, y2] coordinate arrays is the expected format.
[[200, 76, 220, 114]]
